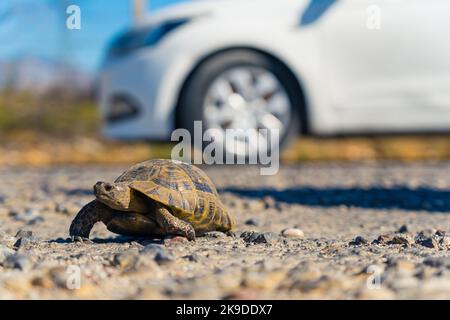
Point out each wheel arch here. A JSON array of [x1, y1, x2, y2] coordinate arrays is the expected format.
[[174, 46, 310, 134]]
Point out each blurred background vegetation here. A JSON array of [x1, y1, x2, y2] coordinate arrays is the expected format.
[[1, 89, 449, 166], [1, 0, 449, 166]]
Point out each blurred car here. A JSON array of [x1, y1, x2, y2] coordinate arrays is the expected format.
[[98, 0, 450, 158]]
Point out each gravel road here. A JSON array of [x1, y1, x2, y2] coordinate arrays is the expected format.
[[1, 161, 450, 299]]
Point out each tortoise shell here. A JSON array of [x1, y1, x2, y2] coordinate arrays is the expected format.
[[115, 159, 234, 233]]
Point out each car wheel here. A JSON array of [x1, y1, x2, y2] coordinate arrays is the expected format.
[[177, 50, 302, 162]]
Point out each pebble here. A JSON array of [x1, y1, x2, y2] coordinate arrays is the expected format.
[[32, 266, 71, 289], [163, 236, 188, 245], [349, 236, 368, 246], [141, 244, 174, 265], [27, 216, 45, 225], [281, 228, 304, 239], [3, 253, 31, 270], [182, 253, 203, 262], [372, 234, 391, 245], [263, 196, 277, 209], [371, 234, 413, 247], [240, 231, 274, 244], [55, 203, 78, 215], [0, 245, 16, 264], [435, 230, 446, 237], [388, 235, 413, 247], [13, 237, 38, 249], [15, 230, 33, 239], [112, 249, 140, 271], [204, 231, 226, 238], [397, 225, 409, 233], [415, 232, 439, 249], [423, 257, 450, 268], [244, 218, 262, 227], [10, 209, 42, 224]]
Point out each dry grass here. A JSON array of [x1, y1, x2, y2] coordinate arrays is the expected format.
[[1, 90, 449, 166], [282, 136, 450, 163]]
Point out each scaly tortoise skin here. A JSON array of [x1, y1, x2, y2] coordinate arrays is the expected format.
[[69, 159, 235, 241]]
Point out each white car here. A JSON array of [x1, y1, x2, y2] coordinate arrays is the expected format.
[[98, 0, 450, 157]]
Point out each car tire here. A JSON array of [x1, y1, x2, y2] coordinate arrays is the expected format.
[[176, 49, 303, 162]]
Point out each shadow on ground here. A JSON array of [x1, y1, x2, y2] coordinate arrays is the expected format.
[[49, 235, 164, 244], [222, 186, 450, 212]]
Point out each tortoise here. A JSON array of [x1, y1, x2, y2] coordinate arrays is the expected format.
[[69, 159, 235, 241]]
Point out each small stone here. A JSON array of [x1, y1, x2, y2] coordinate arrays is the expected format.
[[8, 210, 19, 218], [163, 236, 188, 245], [15, 230, 33, 239], [27, 216, 44, 225], [418, 237, 439, 249], [397, 225, 409, 233], [349, 236, 368, 246], [244, 218, 262, 227], [112, 250, 140, 271], [31, 276, 54, 289], [435, 230, 446, 237], [32, 266, 70, 289], [204, 231, 226, 238], [240, 231, 274, 244], [372, 234, 391, 245], [388, 235, 413, 247], [0, 245, 16, 264], [55, 203, 74, 215], [3, 253, 30, 270], [141, 244, 173, 265], [183, 253, 203, 262], [11, 209, 41, 223], [13, 237, 37, 249], [418, 229, 437, 238], [141, 243, 166, 254], [415, 232, 439, 249], [423, 257, 450, 268], [263, 196, 276, 209], [281, 228, 304, 239]]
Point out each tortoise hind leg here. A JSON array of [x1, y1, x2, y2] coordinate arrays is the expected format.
[[69, 200, 115, 242], [154, 206, 196, 241]]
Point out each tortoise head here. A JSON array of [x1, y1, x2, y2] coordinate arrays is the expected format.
[[94, 181, 132, 211]]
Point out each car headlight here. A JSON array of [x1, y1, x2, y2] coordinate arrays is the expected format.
[[107, 18, 191, 58], [106, 94, 140, 123]]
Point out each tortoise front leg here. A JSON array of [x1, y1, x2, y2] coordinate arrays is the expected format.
[[69, 200, 115, 242], [154, 206, 196, 241]]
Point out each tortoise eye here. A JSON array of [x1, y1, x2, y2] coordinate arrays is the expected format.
[[104, 184, 113, 192]]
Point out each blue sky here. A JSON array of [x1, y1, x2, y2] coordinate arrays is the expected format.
[[0, 0, 187, 73]]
